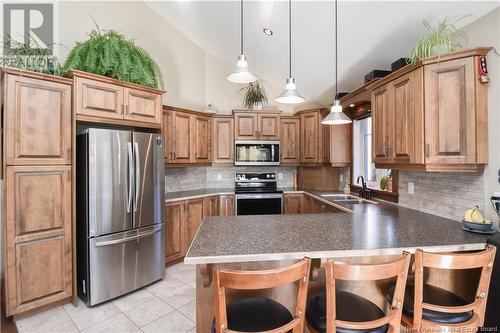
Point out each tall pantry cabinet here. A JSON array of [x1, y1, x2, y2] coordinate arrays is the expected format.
[[1, 68, 74, 316]]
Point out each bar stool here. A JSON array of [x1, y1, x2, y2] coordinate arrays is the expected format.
[[387, 246, 496, 332], [212, 258, 311, 333], [306, 253, 411, 333]]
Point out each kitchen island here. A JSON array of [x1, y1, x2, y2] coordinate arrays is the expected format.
[[185, 198, 492, 332]]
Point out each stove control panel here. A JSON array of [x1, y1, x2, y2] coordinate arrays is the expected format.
[[235, 172, 277, 182]]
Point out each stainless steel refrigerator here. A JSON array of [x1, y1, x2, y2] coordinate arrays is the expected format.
[[76, 128, 165, 306]]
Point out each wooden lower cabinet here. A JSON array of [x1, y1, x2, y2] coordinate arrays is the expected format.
[[186, 199, 204, 250], [219, 195, 235, 216], [4, 165, 73, 316], [203, 196, 219, 217], [165, 201, 186, 263], [284, 194, 304, 214]]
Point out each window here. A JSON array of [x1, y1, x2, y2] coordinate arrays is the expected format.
[[352, 116, 391, 191]]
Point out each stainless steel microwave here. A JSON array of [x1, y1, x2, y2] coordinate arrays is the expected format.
[[234, 141, 280, 166]]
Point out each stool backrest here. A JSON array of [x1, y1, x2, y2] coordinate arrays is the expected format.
[[213, 258, 311, 333], [413, 246, 497, 330], [325, 253, 411, 333]]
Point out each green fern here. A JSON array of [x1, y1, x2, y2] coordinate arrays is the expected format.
[[62, 21, 163, 88]]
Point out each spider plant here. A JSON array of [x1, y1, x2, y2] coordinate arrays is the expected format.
[[238, 80, 268, 109], [409, 17, 467, 65], [0, 33, 63, 75]]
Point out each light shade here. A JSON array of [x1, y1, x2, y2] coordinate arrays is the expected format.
[[322, 100, 352, 125], [226, 55, 257, 84], [275, 77, 306, 104]]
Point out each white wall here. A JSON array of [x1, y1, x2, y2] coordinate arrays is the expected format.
[[461, 8, 500, 220], [58, 1, 207, 110]]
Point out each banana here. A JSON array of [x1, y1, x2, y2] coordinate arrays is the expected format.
[[471, 207, 484, 223], [464, 208, 474, 222], [483, 219, 492, 225]]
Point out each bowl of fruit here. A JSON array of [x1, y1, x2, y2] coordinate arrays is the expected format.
[[462, 206, 495, 233]]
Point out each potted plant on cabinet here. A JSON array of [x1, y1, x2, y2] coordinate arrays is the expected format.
[[238, 80, 269, 109], [409, 17, 467, 65], [61, 22, 163, 88]]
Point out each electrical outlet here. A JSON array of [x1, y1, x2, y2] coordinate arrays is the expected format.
[[408, 182, 415, 195], [217, 173, 222, 181], [278, 173, 283, 180]]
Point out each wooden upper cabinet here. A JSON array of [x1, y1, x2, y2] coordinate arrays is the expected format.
[[298, 109, 329, 164], [191, 115, 212, 163], [371, 84, 393, 163], [68, 70, 163, 128], [369, 48, 490, 171], [234, 113, 258, 140], [165, 201, 185, 263], [330, 124, 351, 166], [4, 74, 72, 165], [5, 165, 72, 316], [280, 117, 300, 165], [213, 116, 234, 164], [123, 87, 162, 124], [163, 106, 213, 165], [424, 56, 484, 167], [233, 110, 281, 140], [74, 77, 124, 119]]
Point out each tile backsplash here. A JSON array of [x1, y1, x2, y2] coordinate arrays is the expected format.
[[165, 166, 297, 192], [398, 172, 485, 221]]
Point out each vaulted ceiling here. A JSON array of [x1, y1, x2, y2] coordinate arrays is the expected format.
[[146, 1, 499, 105]]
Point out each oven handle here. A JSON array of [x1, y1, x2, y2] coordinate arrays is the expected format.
[[235, 194, 283, 200]]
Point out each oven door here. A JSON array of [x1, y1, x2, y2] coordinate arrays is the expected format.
[[234, 141, 280, 166], [235, 193, 283, 215]]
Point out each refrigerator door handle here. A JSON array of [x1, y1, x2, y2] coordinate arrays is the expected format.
[[133, 142, 140, 212], [94, 225, 162, 247], [127, 142, 134, 213]]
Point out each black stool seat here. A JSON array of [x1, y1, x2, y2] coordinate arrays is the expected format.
[[211, 296, 293, 333], [306, 290, 388, 333], [387, 282, 473, 324]]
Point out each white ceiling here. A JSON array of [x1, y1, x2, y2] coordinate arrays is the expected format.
[[146, 1, 499, 105]]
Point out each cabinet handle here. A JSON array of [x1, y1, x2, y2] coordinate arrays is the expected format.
[[425, 144, 430, 158], [120, 104, 124, 114], [174, 152, 177, 160], [125, 105, 129, 114]]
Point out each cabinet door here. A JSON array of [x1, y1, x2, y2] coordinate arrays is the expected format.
[[74, 77, 124, 119], [424, 57, 476, 164], [330, 124, 351, 166], [219, 195, 235, 216], [4, 74, 72, 165], [191, 115, 212, 163], [300, 112, 319, 163], [257, 114, 280, 140], [203, 196, 219, 217], [321, 119, 330, 162], [303, 195, 314, 213], [165, 201, 185, 263], [392, 70, 424, 164], [280, 118, 300, 164], [123, 88, 162, 125], [371, 84, 393, 163], [186, 199, 204, 248], [169, 111, 192, 164], [5, 166, 72, 316], [284, 194, 303, 214], [213, 117, 234, 164], [234, 113, 258, 140]]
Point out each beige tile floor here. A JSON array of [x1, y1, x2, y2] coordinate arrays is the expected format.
[[15, 263, 197, 333]]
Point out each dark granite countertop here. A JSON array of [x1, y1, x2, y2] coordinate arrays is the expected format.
[[184, 197, 492, 264]]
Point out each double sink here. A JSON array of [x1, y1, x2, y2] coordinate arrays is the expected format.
[[320, 194, 377, 205]]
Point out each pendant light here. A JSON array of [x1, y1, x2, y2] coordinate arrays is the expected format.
[[227, 0, 257, 84], [322, 0, 352, 125], [276, 0, 305, 104]]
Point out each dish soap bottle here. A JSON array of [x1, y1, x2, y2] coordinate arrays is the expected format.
[[343, 179, 350, 194]]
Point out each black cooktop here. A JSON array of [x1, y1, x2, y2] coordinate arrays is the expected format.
[[234, 187, 284, 194]]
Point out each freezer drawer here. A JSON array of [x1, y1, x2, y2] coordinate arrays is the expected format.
[[87, 223, 165, 306]]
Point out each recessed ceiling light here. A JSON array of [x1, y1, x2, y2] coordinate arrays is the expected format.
[[263, 28, 273, 36], [349, 103, 355, 107]]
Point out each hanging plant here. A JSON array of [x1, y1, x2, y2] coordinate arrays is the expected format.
[[62, 20, 163, 88], [238, 80, 269, 109], [409, 17, 467, 65]]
